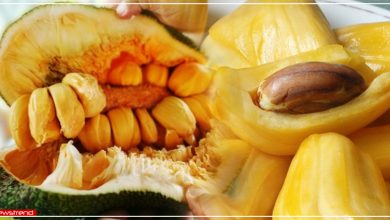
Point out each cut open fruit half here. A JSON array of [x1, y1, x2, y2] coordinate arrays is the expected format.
[[0, 5, 252, 213]]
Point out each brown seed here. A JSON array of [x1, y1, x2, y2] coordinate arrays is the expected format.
[[257, 62, 365, 114]]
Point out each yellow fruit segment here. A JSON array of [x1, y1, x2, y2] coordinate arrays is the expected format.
[[202, 0, 337, 68], [28, 87, 61, 145], [152, 96, 196, 138], [108, 60, 143, 86], [107, 107, 141, 150], [135, 108, 158, 145], [62, 73, 106, 118], [228, 148, 290, 215], [49, 83, 85, 139], [213, 44, 375, 92], [336, 22, 390, 75], [78, 114, 112, 153], [273, 133, 390, 218], [183, 94, 213, 132], [143, 63, 169, 87], [212, 45, 385, 155], [350, 125, 390, 180], [168, 62, 212, 97], [9, 95, 37, 150], [165, 129, 183, 150]]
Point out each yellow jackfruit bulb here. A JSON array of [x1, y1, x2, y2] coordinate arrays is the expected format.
[[183, 94, 213, 132], [165, 129, 183, 150], [152, 96, 196, 137], [49, 83, 85, 139], [202, 0, 337, 68], [336, 22, 390, 75], [143, 63, 169, 87], [28, 87, 61, 145], [228, 148, 290, 215], [108, 60, 142, 86], [168, 62, 212, 97], [350, 124, 390, 180], [107, 107, 141, 150], [62, 73, 106, 118], [211, 44, 382, 156], [78, 114, 112, 153], [274, 133, 390, 218], [9, 95, 37, 150], [135, 108, 158, 145]]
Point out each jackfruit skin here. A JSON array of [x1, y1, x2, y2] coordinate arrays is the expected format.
[[0, 168, 188, 215]]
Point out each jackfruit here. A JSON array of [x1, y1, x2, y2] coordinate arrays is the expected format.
[[336, 22, 390, 75], [227, 148, 290, 215], [350, 124, 390, 180], [274, 133, 390, 218], [0, 4, 249, 215], [202, 0, 337, 68], [212, 44, 383, 155]]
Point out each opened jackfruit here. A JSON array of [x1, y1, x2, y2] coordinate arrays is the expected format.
[[0, 4, 249, 215]]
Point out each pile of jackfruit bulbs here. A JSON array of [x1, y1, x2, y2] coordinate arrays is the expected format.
[[0, 0, 389, 217], [200, 0, 390, 217]]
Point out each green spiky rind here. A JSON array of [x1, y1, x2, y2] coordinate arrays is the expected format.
[[0, 168, 189, 215]]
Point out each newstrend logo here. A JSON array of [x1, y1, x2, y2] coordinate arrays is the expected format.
[[0, 209, 37, 216]]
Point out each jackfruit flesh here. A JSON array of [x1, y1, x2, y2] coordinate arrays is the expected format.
[[336, 22, 390, 75], [202, 0, 337, 68]]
